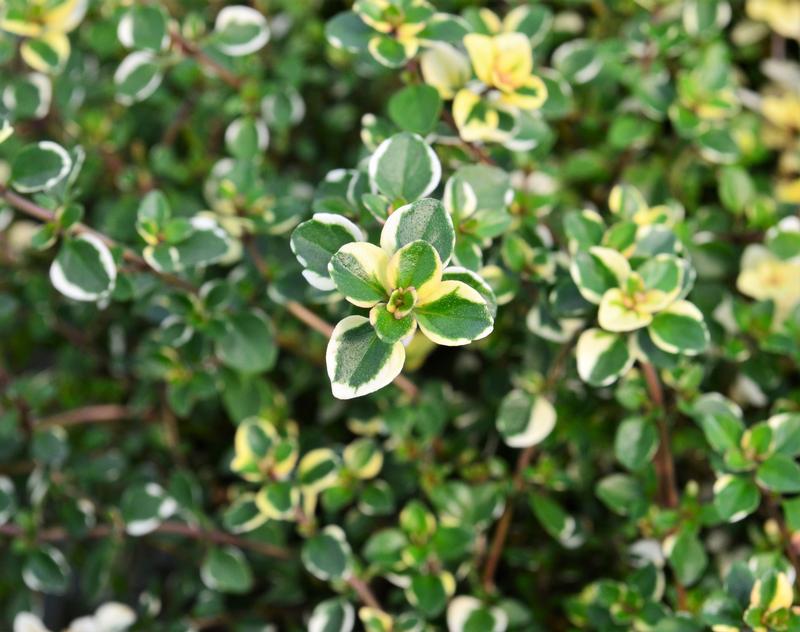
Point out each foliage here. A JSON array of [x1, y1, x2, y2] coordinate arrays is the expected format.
[[1, 0, 800, 631]]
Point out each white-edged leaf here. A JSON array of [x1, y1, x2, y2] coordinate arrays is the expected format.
[[49, 234, 117, 302], [114, 51, 163, 105], [291, 213, 365, 291], [380, 198, 455, 265], [576, 328, 634, 387], [214, 5, 270, 56], [496, 390, 556, 448], [11, 141, 72, 193], [326, 316, 405, 400], [369, 132, 441, 202]]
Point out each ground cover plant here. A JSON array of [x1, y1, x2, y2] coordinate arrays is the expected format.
[[1, 0, 800, 630]]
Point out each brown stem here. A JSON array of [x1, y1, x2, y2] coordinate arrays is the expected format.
[[347, 575, 382, 611], [2, 187, 420, 400], [441, 109, 496, 166], [36, 404, 138, 429], [482, 336, 579, 591], [640, 362, 686, 611], [482, 444, 536, 592], [0, 186, 196, 293], [0, 521, 290, 559], [640, 362, 679, 509], [170, 31, 243, 89]]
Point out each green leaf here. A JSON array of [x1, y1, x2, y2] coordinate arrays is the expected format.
[[302, 526, 353, 581], [309, 598, 356, 632], [719, 166, 755, 214], [222, 493, 268, 533], [530, 493, 578, 544], [569, 247, 629, 304], [0, 476, 15, 526], [325, 11, 372, 52], [121, 482, 176, 535], [114, 51, 163, 105], [255, 481, 299, 520], [447, 596, 507, 632], [691, 393, 744, 453], [414, 280, 494, 346], [11, 141, 72, 193], [368, 34, 410, 68], [576, 329, 634, 387], [201, 546, 254, 593], [442, 267, 497, 318], [291, 213, 364, 291], [50, 234, 117, 302], [369, 133, 441, 202], [23, 547, 70, 595], [564, 210, 604, 253], [648, 300, 709, 355], [768, 413, 800, 456], [298, 448, 341, 494], [756, 455, 800, 493], [117, 5, 168, 52], [328, 242, 389, 308], [388, 84, 442, 135], [143, 218, 230, 272], [666, 529, 707, 586], [215, 310, 277, 374], [713, 475, 760, 523], [225, 116, 269, 159], [369, 303, 417, 344], [496, 390, 556, 448], [213, 5, 270, 56], [326, 316, 405, 399], [381, 198, 455, 265], [406, 573, 453, 618], [596, 474, 646, 516], [614, 417, 658, 471]]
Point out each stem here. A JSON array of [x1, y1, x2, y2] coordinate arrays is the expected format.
[[0, 521, 290, 559], [482, 444, 536, 592], [36, 404, 139, 429], [1, 187, 420, 401], [640, 362, 686, 610], [0, 185, 196, 293], [170, 31, 243, 89], [640, 362, 679, 509], [347, 575, 382, 611], [482, 336, 578, 592]]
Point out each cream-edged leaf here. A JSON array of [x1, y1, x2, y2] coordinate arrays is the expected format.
[[576, 328, 634, 387], [496, 390, 556, 448], [328, 242, 390, 307], [49, 234, 117, 302], [380, 198, 455, 265], [414, 280, 493, 346], [326, 316, 406, 399], [648, 300, 709, 356]]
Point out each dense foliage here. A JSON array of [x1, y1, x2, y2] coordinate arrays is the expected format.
[[1, 0, 800, 630]]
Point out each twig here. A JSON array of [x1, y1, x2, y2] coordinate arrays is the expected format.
[[0, 186, 196, 293], [640, 362, 679, 509], [1, 187, 420, 400], [482, 444, 536, 592], [347, 575, 382, 611], [247, 238, 421, 401], [0, 520, 290, 559], [36, 404, 138, 429], [170, 31, 243, 89], [640, 361, 686, 610], [482, 336, 577, 592]]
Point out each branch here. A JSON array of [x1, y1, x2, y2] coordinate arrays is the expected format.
[[640, 362, 679, 509], [0, 520, 290, 559], [36, 404, 139, 429], [1, 186, 419, 400], [0, 185, 196, 293], [482, 336, 577, 592], [347, 575, 382, 611], [640, 361, 687, 610], [170, 31, 243, 89]]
